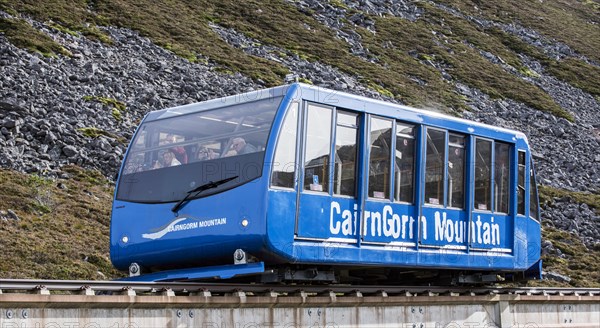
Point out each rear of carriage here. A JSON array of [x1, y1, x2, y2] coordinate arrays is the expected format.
[[110, 86, 295, 278]]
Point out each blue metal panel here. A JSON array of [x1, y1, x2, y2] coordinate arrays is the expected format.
[[119, 262, 265, 282], [420, 207, 469, 249], [110, 179, 268, 270], [469, 212, 512, 251], [362, 201, 417, 245], [266, 190, 297, 257], [296, 194, 358, 240]]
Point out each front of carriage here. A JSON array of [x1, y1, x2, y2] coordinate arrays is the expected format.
[[109, 85, 296, 280]]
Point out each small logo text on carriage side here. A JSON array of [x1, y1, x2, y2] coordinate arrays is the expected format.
[[329, 201, 502, 246], [142, 217, 227, 240]]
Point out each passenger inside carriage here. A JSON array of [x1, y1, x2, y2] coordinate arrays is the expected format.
[[153, 150, 182, 169], [196, 146, 219, 161], [164, 133, 188, 164], [222, 137, 257, 157]]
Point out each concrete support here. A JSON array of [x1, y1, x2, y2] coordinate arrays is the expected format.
[[0, 293, 598, 327], [497, 300, 511, 328]]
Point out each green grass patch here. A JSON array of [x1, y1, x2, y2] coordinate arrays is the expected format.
[[77, 127, 123, 142], [92, 0, 289, 84], [298, 77, 313, 85], [532, 226, 600, 287], [490, 28, 600, 99], [1, 0, 590, 119], [435, 0, 600, 64], [0, 17, 71, 57], [539, 185, 600, 215], [82, 95, 126, 122], [83, 95, 125, 112], [368, 82, 395, 98], [0, 168, 123, 279]]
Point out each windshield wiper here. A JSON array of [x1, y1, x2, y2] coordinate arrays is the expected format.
[[171, 176, 238, 213]]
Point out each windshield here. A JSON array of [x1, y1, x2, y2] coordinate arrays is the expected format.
[[116, 97, 283, 203]]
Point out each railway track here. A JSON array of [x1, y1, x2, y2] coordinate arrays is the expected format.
[[1, 279, 599, 297]]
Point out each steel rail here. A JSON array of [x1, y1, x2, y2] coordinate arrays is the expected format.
[[1, 279, 599, 297]]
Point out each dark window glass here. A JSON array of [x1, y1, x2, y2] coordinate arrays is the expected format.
[[369, 117, 393, 199], [530, 162, 539, 220], [448, 134, 465, 208], [494, 142, 511, 213], [303, 104, 332, 192], [394, 122, 415, 203], [425, 129, 446, 205], [474, 139, 492, 211], [334, 111, 358, 196], [518, 151, 526, 215], [117, 96, 282, 203], [271, 102, 299, 188]]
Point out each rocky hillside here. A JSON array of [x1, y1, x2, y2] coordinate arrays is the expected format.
[[0, 0, 599, 285]]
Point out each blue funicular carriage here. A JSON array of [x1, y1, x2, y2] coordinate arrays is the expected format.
[[111, 83, 541, 284]]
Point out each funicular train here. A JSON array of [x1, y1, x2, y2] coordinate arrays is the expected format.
[[111, 83, 541, 284]]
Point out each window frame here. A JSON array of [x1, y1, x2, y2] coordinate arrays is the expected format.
[[301, 102, 335, 194], [473, 137, 494, 213], [270, 101, 300, 190], [423, 127, 447, 207], [393, 121, 417, 205], [529, 159, 540, 222], [493, 141, 512, 214], [332, 109, 360, 198], [367, 115, 395, 201], [517, 150, 526, 216], [447, 132, 466, 210]]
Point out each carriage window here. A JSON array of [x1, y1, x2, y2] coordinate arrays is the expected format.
[[304, 104, 332, 192], [474, 139, 492, 211], [334, 111, 358, 196], [529, 161, 539, 220], [394, 122, 415, 203], [117, 96, 281, 203], [271, 102, 299, 188], [448, 133, 465, 208], [494, 142, 511, 213], [517, 151, 526, 215], [425, 129, 446, 205], [369, 117, 393, 199]]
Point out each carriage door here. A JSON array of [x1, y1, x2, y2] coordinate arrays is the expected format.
[[296, 103, 359, 242], [361, 118, 419, 245], [419, 129, 469, 249]]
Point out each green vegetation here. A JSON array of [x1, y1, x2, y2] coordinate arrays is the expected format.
[[0, 17, 71, 57], [24, 174, 54, 214], [77, 127, 123, 142], [0, 0, 585, 118], [539, 185, 600, 215], [436, 0, 600, 64], [82, 96, 126, 122], [530, 226, 600, 287], [529, 185, 600, 287], [83, 95, 125, 112], [0, 167, 123, 280], [490, 28, 600, 99], [298, 77, 313, 85]]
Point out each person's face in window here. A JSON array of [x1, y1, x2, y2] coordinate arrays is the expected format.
[[163, 151, 175, 165], [231, 138, 245, 152]]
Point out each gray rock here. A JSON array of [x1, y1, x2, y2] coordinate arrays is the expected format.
[[62, 145, 78, 158], [7, 209, 19, 221], [544, 271, 572, 283]]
